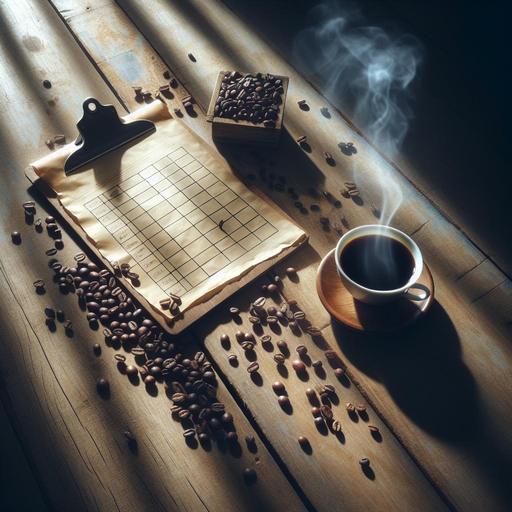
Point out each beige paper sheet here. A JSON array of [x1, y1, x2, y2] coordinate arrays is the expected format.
[[31, 101, 306, 323]]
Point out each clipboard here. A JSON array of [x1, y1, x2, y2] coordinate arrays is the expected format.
[[26, 99, 306, 334]]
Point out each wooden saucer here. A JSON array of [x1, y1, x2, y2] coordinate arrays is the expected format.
[[316, 249, 435, 333]]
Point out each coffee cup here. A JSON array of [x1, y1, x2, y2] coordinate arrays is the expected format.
[[335, 224, 430, 305]]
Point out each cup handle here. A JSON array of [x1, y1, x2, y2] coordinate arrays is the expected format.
[[403, 283, 430, 301]]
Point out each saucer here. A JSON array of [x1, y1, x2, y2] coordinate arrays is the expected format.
[[316, 249, 435, 333]]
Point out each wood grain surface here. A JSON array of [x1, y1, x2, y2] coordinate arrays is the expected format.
[[0, 0, 510, 511], [115, 1, 512, 511], [0, 1, 307, 511]]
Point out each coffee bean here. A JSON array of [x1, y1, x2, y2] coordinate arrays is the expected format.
[[222, 412, 233, 424], [144, 375, 156, 386], [93, 343, 101, 355], [96, 378, 109, 395], [248, 315, 261, 324], [285, 267, 297, 277], [278, 395, 289, 407], [293, 311, 305, 320], [369, 425, 379, 433], [312, 360, 323, 369], [242, 467, 257, 483], [306, 388, 316, 402], [346, 402, 356, 413], [298, 436, 309, 448], [44, 307, 55, 319], [273, 353, 285, 364], [266, 283, 277, 294], [277, 340, 288, 351], [247, 362, 259, 374], [334, 368, 345, 378], [272, 381, 285, 394], [359, 458, 370, 467], [292, 360, 306, 373], [11, 231, 21, 244], [229, 307, 240, 315], [332, 420, 342, 432], [311, 407, 321, 417], [321, 405, 333, 420], [260, 334, 271, 344], [183, 428, 196, 439], [267, 315, 278, 324], [314, 416, 325, 428], [122, 365, 136, 378], [296, 345, 307, 356], [187, 53, 196, 62], [325, 350, 338, 362], [306, 326, 321, 336], [253, 296, 266, 308], [235, 330, 244, 342], [356, 404, 367, 413], [322, 384, 335, 395], [228, 354, 238, 365]]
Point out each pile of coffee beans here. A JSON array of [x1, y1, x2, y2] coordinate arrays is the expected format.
[[214, 71, 284, 127], [42, 247, 234, 444]]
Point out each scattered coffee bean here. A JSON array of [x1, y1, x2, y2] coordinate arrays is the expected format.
[[296, 135, 307, 144], [144, 375, 155, 386], [96, 378, 109, 395], [293, 310, 305, 320], [272, 381, 285, 394], [334, 368, 345, 378], [312, 360, 323, 369], [93, 343, 101, 355], [260, 334, 271, 344], [267, 283, 278, 293], [306, 388, 316, 401], [33, 279, 45, 291], [44, 307, 55, 319], [278, 395, 290, 408], [356, 404, 367, 413], [369, 425, 379, 433], [296, 345, 307, 356], [298, 436, 309, 448], [277, 340, 288, 351], [292, 360, 306, 373], [188, 53, 196, 62], [346, 402, 356, 413], [11, 231, 21, 244], [247, 361, 259, 374], [320, 106, 330, 117], [314, 416, 325, 428], [242, 467, 257, 483], [159, 298, 171, 310], [321, 405, 333, 420], [126, 365, 138, 377], [359, 458, 370, 468], [245, 435, 256, 451], [311, 406, 321, 417], [45, 248, 57, 256], [306, 326, 321, 336], [220, 333, 229, 344], [228, 354, 238, 365], [273, 353, 285, 364], [285, 267, 297, 277], [332, 420, 342, 432], [229, 306, 240, 315]]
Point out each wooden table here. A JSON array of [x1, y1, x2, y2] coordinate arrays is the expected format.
[[0, 1, 511, 511]]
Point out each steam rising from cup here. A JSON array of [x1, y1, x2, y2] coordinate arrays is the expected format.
[[293, 2, 422, 226]]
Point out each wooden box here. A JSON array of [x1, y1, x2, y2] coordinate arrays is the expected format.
[[206, 71, 289, 146]]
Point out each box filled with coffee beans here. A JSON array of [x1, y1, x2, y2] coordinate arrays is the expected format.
[[206, 70, 289, 146]]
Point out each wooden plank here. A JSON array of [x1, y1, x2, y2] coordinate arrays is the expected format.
[[113, 1, 512, 511], [48, 2, 453, 511], [0, 1, 307, 510], [193, 278, 449, 512]]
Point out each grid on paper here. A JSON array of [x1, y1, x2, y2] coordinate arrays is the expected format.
[[84, 147, 278, 297]]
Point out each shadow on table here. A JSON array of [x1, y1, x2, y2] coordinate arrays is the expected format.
[[330, 299, 512, 506]]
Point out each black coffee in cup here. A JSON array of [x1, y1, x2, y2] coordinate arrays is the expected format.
[[339, 234, 415, 291]]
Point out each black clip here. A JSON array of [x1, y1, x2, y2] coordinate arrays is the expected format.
[[64, 98, 156, 175]]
